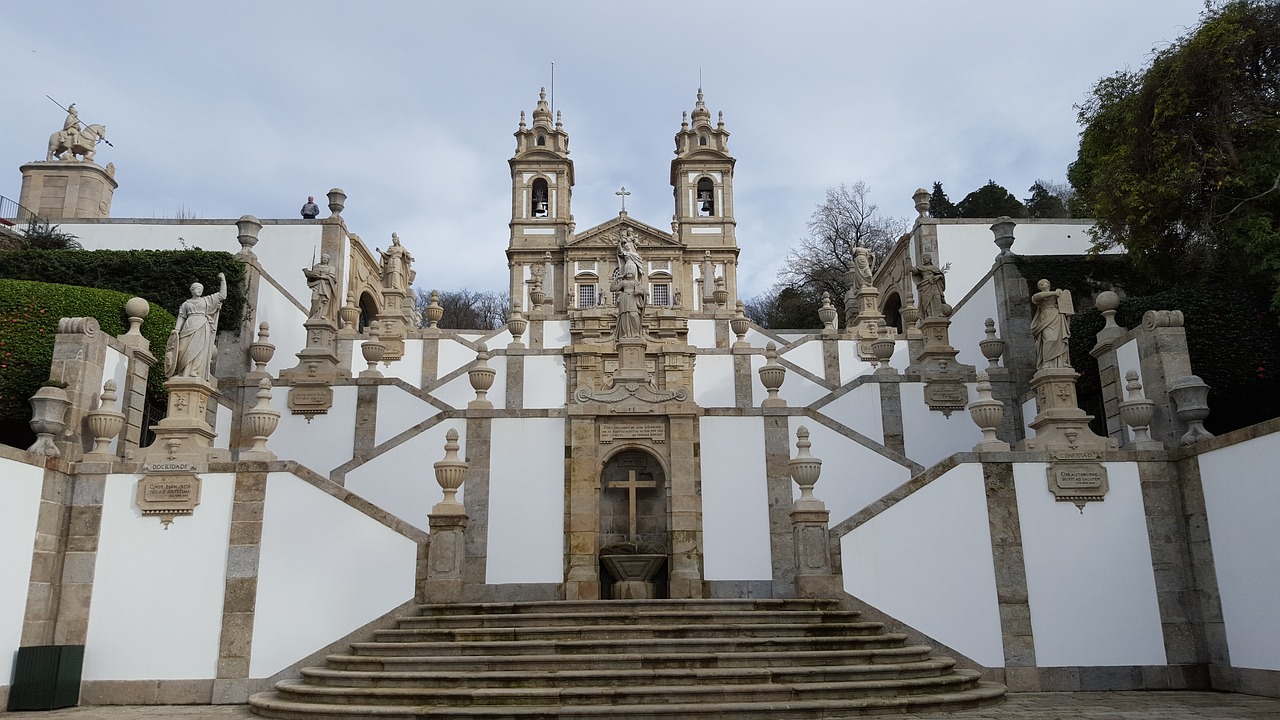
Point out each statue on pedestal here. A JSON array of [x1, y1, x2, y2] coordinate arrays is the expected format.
[[911, 253, 948, 319], [850, 246, 876, 290], [378, 233, 415, 292], [304, 254, 338, 321], [46, 103, 109, 163], [165, 273, 227, 381], [1031, 279, 1074, 370]]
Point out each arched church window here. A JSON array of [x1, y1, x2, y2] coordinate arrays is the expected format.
[[696, 177, 715, 216], [699, 134, 708, 146], [536, 135, 546, 146], [531, 178, 549, 218]]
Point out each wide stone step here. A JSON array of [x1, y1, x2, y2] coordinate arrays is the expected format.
[[272, 670, 984, 707], [325, 645, 937, 672], [396, 609, 862, 629], [374, 621, 884, 643], [298, 657, 959, 689], [349, 633, 910, 658], [415, 598, 840, 617]]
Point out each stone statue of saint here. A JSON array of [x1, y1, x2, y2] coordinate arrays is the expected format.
[[304, 253, 337, 321], [611, 270, 646, 341], [850, 246, 876, 291], [1031, 279, 1074, 370], [378, 233, 414, 291], [615, 230, 645, 285], [911, 253, 948, 319], [165, 273, 227, 381]]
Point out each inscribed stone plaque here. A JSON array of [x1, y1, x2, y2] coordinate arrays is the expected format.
[[924, 380, 969, 416], [136, 473, 202, 526], [600, 423, 666, 444], [288, 385, 333, 421], [1046, 460, 1109, 511]]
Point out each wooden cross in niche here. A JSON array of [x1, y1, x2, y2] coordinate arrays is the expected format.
[[607, 469, 655, 543]]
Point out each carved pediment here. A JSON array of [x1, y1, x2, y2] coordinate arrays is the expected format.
[[570, 216, 682, 249]]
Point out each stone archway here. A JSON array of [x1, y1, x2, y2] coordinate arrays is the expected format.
[[598, 447, 669, 598]]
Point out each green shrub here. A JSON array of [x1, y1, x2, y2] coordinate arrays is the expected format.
[[0, 249, 246, 331], [0, 279, 175, 434]]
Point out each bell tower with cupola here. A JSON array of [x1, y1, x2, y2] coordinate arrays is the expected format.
[[508, 88, 575, 312], [671, 89, 740, 311]]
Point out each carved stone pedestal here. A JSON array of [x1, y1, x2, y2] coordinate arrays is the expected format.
[[912, 316, 971, 415], [425, 513, 468, 603], [844, 286, 886, 360], [280, 318, 349, 419], [1023, 367, 1118, 510], [143, 375, 228, 466]]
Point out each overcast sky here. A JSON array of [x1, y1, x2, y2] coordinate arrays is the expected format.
[[2, 1, 1206, 297]]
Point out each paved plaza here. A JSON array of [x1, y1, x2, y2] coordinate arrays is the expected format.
[[5, 692, 1280, 719]]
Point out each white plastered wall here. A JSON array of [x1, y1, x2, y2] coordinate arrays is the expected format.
[[700, 416, 772, 580], [250, 472, 417, 678], [0, 458, 44, 690], [345, 420, 465, 534], [900, 382, 982, 468], [83, 472, 234, 680], [779, 340, 824, 379], [1014, 461, 1166, 666], [375, 386, 439, 446], [253, 281, 308, 376], [1198, 432, 1280, 671], [934, 221, 1095, 305], [485, 418, 566, 584], [429, 355, 506, 409], [268, 385, 357, 476], [693, 354, 736, 408], [436, 338, 482, 380], [790, 418, 909, 526], [541, 320, 572, 349], [357, 339, 423, 386], [840, 462, 1003, 666], [814, 383, 883, 445], [687, 319, 716, 349], [523, 355, 567, 409], [948, 276, 998, 369]]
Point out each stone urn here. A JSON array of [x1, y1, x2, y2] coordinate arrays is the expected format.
[[712, 277, 729, 309], [900, 303, 920, 331], [242, 378, 281, 459], [432, 428, 467, 513], [968, 371, 1009, 452], [361, 322, 386, 377], [326, 187, 346, 216], [248, 322, 275, 374], [758, 342, 786, 407], [236, 214, 262, 255], [788, 426, 823, 510], [338, 292, 361, 330], [28, 384, 71, 456], [424, 290, 444, 329], [528, 283, 546, 311], [84, 380, 125, 458], [870, 324, 896, 370], [730, 301, 749, 346], [978, 318, 1005, 369], [817, 292, 838, 331], [469, 344, 496, 408], [508, 306, 527, 346], [1169, 375, 1213, 445], [1118, 370, 1156, 445], [990, 216, 1016, 256]]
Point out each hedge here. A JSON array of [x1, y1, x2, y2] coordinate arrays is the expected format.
[[0, 279, 176, 431], [0, 249, 246, 331]]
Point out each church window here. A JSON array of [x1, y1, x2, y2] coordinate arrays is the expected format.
[[578, 284, 596, 308], [532, 178, 549, 218], [536, 135, 546, 146], [651, 283, 670, 307], [699, 134, 708, 146], [696, 177, 715, 216]]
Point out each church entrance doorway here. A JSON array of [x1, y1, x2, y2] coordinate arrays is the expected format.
[[598, 448, 668, 599]]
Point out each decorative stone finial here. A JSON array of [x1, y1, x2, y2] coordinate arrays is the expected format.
[[338, 291, 360, 330], [432, 428, 468, 514], [124, 297, 149, 337], [519, 110, 526, 129], [731, 300, 749, 347], [1118, 369, 1158, 448], [788, 426, 824, 511], [468, 343, 496, 409], [871, 323, 896, 372], [27, 385, 71, 456], [969, 371, 1010, 452], [326, 188, 346, 217], [508, 303, 527, 349], [425, 289, 444, 329], [248, 322, 275, 375], [991, 216, 1016, 256], [84, 379, 125, 459], [1169, 375, 1213, 445], [913, 188, 931, 218], [979, 318, 1005, 369], [236, 215, 262, 255], [360, 321, 386, 378], [241, 378, 281, 460], [759, 342, 786, 407], [818, 291, 838, 332]]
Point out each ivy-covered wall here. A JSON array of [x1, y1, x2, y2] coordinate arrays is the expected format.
[[0, 279, 176, 447], [1013, 254, 1280, 435], [0, 249, 246, 331]]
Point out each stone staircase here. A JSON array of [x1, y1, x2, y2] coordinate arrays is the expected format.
[[249, 598, 1005, 718]]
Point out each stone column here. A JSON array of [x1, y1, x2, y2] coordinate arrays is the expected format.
[[213, 467, 267, 704], [981, 462, 1038, 690], [565, 417, 600, 600], [763, 413, 796, 598], [461, 417, 492, 590], [667, 414, 704, 599]]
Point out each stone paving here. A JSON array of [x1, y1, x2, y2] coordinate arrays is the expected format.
[[4, 692, 1280, 719]]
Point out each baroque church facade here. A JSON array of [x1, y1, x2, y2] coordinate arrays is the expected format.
[[0, 90, 1277, 714]]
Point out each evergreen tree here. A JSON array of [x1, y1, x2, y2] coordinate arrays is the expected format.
[[929, 182, 958, 218], [955, 180, 1028, 218]]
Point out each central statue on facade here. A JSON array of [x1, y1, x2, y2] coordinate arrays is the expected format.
[[611, 229, 648, 341]]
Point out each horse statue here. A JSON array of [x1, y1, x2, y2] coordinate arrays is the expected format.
[[47, 124, 107, 163]]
